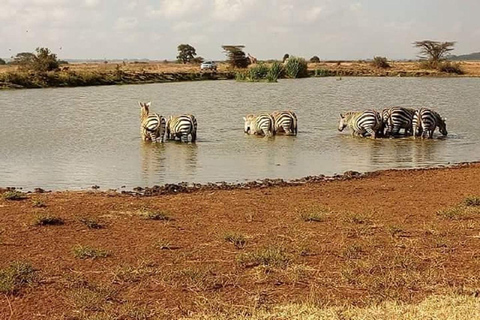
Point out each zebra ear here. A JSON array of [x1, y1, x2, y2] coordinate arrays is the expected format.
[[138, 102, 143, 107], [146, 102, 151, 107], [340, 113, 344, 118], [443, 117, 447, 121]]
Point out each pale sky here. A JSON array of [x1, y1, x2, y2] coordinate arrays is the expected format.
[[1, 0, 479, 61]]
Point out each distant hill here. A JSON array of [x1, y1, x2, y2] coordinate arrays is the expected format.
[[449, 52, 480, 61]]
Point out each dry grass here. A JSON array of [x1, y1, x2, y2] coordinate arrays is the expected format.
[[72, 245, 111, 259], [79, 217, 104, 229], [32, 214, 64, 226], [139, 209, 172, 221], [1, 190, 27, 201], [224, 231, 247, 249], [237, 246, 291, 269], [183, 294, 480, 320]]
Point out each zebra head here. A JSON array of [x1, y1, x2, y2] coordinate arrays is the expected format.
[[338, 113, 347, 132], [139, 102, 151, 119], [243, 115, 254, 134], [439, 118, 448, 136]]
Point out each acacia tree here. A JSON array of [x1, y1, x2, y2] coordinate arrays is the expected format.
[[222, 45, 249, 68], [176, 44, 197, 64], [12, 48, 59, 72], [413, 40, 455, 65]]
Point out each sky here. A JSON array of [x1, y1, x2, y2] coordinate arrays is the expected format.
[[0, 0, 479, 61]]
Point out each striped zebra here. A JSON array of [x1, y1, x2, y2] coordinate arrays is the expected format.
[[271, 110, 297, 136], [166, 114, 197, 142], [140, 102, 166, 142], [243, 113, 275, 137], [338, 109, 383, 139], [413, 108, 447, 139], [381, 107, 416, 136]]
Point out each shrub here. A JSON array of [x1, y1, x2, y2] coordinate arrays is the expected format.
[[248, 63, 270, 80], [438, 61, 464, 74], [224, 232, 247, 249], [12, 47, 59, 72], [310, 56, 320, 63], [266, 61, 283, 82], [371, 56, 390, 68], [2, 191, 27, 201], [79, 217, 104, 229], [284, 56, 308, 78], [0, 58, 6, 65], [0, 261, 37, 294]]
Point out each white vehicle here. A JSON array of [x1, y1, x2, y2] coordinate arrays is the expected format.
[[200, 61, 217, 71]]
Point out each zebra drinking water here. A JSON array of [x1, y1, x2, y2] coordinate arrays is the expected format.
[[271, 110, 298, 136], [338, 110, 383, 139], [166, 114, 198, 142], [413, 108, 447, 139], [139, 102, 166, 142], [244, 114, 275, 137], [381, 107, 416, 136]]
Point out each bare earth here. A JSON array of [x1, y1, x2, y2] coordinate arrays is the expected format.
[[1, 164, 480, 319]]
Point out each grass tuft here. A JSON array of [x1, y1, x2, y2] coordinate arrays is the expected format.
[[300, 207, 331, 222], [33, 214, 64, 226], [140, 210, 171, 221], [436, 206, 469, 220], [2, 191, 27, 201], [32, 200, 47, 208], [79, 217, 104, 229], [224, 232, 247, 249], [73, 245, 110, 259], [237, 246, 290, 268], [0, 261, 37, 294], [464, 196, 480, 207]]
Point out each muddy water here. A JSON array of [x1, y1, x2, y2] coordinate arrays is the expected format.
[[1, 77, 479, 190]]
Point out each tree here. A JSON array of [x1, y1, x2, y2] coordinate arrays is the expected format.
[[222, 45, 250, 68], [12, 48, 59, 72], [310, 56, 320, 63], [176, 44, 197, 64], [0, 58, 6, 65], [413, 40, 455, 65], [371, 56, 390, 69]]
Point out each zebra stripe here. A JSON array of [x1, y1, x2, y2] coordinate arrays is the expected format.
[[381, 107, 416, 136], [140, 102, 166, 142], [166, 114, 197, 142], [338, 109, 382, 138], [271, 110, 297, 136], [244, 113, 275, 137], [413, 108, 447, 139]]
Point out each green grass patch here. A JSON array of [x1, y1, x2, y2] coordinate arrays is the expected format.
[[0, 261, 37, 294], [2, 191, 27, 201], [73, 245, 110, 259]]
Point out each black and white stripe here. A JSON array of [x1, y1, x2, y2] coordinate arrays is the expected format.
[[338, 109, 383, 138], [244, 113, 275, 136], [271, 110, 297, 136], [166, 114, 197, 142], [140, 102, 166, 142], [381, 107, 416, 136], [413, 108, 447, 139]]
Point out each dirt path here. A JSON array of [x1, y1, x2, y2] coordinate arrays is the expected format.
[[1, 164, 480, 319]]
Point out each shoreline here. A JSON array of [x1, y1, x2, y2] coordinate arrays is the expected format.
[[2, 160, 478, 195], [1, 60, 479, 90], [1, 161, 480, 319]]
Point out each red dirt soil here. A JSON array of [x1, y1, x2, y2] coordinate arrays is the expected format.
[[1, 164, 480, 319]]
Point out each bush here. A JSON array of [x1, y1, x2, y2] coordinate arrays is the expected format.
[[371, 56, 390, 68], [235, 62, 284, 83], [12, 47, 59, 72], [284, 56, 308, 78], [310, 56, 320, 63], [266, 61, 283, 82], [438, 61, 464, 74], [0, 58, 6, 65], [0, 262, 37, 294]]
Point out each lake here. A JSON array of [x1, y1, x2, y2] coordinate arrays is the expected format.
[[1, 77, 479, 190]]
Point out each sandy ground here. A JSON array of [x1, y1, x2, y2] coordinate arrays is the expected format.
[[1, 164, 480, 319]]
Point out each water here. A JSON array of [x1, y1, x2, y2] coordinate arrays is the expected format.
[[1, 77, 479, 190]]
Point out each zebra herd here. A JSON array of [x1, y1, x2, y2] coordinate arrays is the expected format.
[[338, 107, 448, 139], [140, 102, 447, 143]]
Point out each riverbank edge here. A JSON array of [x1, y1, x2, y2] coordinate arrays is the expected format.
[[2, 161, 478, 196], [1, 67, 478, 90]]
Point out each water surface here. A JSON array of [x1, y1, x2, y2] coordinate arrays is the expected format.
[[1, 77, 479, 190]]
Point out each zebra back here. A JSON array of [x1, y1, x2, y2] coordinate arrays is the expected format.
[[271, 110, 297, 135], [341, 110, 382, 138], [414, 108, 447, 138], [382, 107, 416, 135], [244, 113, 274, 136], [167, 114, 197, 142]]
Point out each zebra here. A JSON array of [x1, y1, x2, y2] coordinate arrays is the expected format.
[[166, 114, 197, 142], [271, 110, 297, 136], [139, 102, 166, 142], [338, 109, 383, 139], [243, 113, 275, 137], [381, 107, 416, 137], [413, 108, 447, 139]]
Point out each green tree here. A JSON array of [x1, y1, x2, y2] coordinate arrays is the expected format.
[[310, 56, 320, 63], [0, 58, 6, 65], [176, 44, 197, 64], [413, 40, 455, 66], [222, 45, 249, 68], [12, 48, 59, 72]]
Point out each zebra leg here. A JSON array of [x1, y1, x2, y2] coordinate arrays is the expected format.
[[366, 127, 376, 139], [191, 131, 197, 143], [149, 132, 157, 142]]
